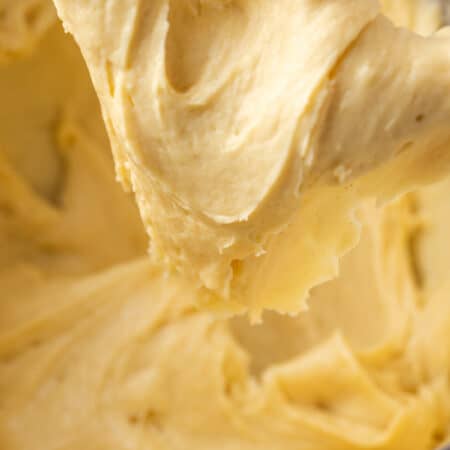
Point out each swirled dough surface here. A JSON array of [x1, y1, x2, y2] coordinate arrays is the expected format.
[[53, 0, 450, 315], [2, 1, 450, 450]]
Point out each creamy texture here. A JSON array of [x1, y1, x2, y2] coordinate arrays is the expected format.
[[0, 0, 56, 62], [0, 22, 147, 278], [3, 213, 450, 450], [53, 0, 450, 316], [2, 1, 450, 450], [381, 0, 447, 34]]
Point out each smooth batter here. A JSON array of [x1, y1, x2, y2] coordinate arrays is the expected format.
[[1, 1, 450, 449]]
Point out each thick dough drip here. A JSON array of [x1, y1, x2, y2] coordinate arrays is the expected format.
[[53, 0, 450, 315]]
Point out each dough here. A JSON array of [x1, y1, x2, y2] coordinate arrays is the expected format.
[[3, 207, 450, 450], [2, 1, 450, 450], [0, 0, 56, 62], [0, 21, 147, 277], [53, 0, 450, 316]]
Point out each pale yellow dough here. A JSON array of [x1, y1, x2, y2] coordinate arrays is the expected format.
[[2, 1, 450, 450], [52, 0, 450, 315]]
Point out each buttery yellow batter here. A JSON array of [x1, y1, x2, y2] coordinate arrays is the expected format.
[[54, 0, 450, 316], [1, 1, 450, 450]]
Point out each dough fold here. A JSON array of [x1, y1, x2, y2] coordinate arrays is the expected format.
[[53, 0, 450, 315]]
